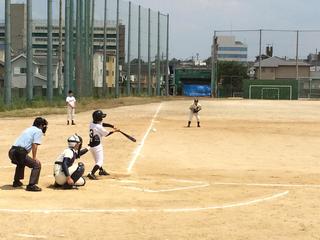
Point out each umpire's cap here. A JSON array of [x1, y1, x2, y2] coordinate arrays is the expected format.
[[92, 110, 106, 123]]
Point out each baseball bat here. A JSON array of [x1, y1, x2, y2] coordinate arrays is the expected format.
[[119, 130, 136, 142]]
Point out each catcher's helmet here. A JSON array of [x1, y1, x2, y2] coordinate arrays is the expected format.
[[67, 134, 82, 148], [92, 110, 106, 123]]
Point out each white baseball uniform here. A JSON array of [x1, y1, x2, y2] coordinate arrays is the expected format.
[[53, 148, 85, 186], [66, 95, 76, 121], [189, 102, 202, 122], [89, 122, 110, 167]]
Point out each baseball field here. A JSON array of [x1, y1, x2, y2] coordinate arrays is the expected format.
[[1, 99, 320, 240]]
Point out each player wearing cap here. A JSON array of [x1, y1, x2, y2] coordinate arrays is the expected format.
[[87, 110, 120, 180], [187, 98, 202, 127]]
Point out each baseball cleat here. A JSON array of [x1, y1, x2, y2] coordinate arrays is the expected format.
[[13, 180, 23, 187], [99, 168, 110, 176], [87, 173, 97, 180], [26, 184, 42, 192]]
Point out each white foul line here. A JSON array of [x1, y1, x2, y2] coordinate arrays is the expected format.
[[163, 190, 289, 212], [127, 103, 162, 173], [213, 182, 320, 188]]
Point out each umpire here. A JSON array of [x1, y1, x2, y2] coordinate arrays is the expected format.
[[8, 117, 48, 192]]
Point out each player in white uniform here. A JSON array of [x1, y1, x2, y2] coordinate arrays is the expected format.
[[53, 134, 89, 189], [66, 90, 76, 125], [188, 98, 202, 127], [87, 110, 119, 180]]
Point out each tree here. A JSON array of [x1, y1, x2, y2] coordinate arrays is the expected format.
[[216, 61, 248, 97]]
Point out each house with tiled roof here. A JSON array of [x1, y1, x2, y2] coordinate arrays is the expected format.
[[253, 56, 310, 80]]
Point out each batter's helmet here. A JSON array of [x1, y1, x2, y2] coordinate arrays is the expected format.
[[92, 110, 106, 123], [67, 134, 81, 148]]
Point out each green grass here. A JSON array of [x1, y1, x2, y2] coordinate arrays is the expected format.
[[0, 96, 180, 118]]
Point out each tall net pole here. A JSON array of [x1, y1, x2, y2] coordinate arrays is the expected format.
[[126, 1, 132, 96], [115, 0, 120, 97], [137, 5, 141, 95], [102, 0, 108, 97], [156, 11, 160, 96], [165, 14, 169, 96], [26, 0, 34, 101], [64, 0, 70, 95], [47, 0, 53, 101], [4, 0, 12, 105]]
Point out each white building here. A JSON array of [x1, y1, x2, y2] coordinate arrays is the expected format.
[[214, 36, 248, 62], [0, 4, 126, 65]]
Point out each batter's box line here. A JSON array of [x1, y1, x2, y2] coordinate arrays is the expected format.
[[0, 190, 289, 214], [123, 183, 210, 193], [114, 178, 210, 193]]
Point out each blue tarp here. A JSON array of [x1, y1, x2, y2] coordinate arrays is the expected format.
[[183, 84, 211, 97]]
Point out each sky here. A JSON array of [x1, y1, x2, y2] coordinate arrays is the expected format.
[[130, 0, 320, 60], [1, 0, 320, 60]]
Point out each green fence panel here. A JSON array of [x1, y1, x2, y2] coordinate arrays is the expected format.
[[243, 79, 298, 100]]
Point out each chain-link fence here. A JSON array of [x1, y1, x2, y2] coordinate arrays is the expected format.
[[0, 0, 169, 105], [211, 29, 320, 99]]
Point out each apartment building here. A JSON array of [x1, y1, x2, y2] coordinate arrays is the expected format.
[[0, 4, 125, 66], [213, 35, 248, 62]]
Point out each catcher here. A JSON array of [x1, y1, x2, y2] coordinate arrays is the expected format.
[[53, 134, 89, 189], [187, 98, 202, 127]]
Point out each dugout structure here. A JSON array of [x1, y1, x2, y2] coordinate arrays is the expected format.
[[174, 68, 211, 96], [243, 79, 298, 100]]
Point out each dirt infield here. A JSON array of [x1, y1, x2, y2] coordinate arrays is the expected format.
[[1, 99, 320, 240]]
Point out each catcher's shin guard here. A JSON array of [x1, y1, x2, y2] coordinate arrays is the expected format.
[[187, 121, 191, 127], [71, 162, 85, 185]]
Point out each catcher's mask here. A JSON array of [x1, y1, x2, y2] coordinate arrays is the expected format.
[[92, 110, 107, 123], [67, 134, 81, 149]]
